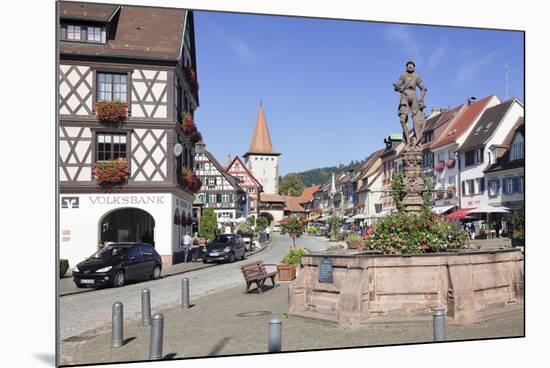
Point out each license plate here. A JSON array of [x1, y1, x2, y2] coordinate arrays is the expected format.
[[80, 279, 94, 284], [209, 252, 219, 256]]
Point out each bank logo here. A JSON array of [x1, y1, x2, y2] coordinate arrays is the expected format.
[[61, 196, 79, 209]]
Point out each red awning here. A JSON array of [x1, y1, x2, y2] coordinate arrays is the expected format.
[[447, 208, 474, 220]]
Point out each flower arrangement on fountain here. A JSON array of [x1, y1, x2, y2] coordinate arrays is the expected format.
[[94, 101, 128, 124], [181, 167, 202, 193], [364, 175, 469, 254], [93, 158, 129, 185], [435, 160, 445, 172], [181, 112, 203, 144]]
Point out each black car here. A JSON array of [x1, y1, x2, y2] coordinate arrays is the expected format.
[[202, 234, 246, 263], [72, 242, 162, 288]]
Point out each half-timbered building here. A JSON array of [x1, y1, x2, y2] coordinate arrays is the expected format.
[[194, 143, 247, 222], [226, 156, 263, 216], [58, 2, 200, 266]]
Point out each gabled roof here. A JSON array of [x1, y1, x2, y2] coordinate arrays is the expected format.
[[297, 185, 321, 205], [203, 150, 243, 191], [460, 99, 518, 151], [421, 104, 464, 151], [431, 95, 496, 150], [59, 2, 187, 61], [484, 119, 524, 173], [283, 196, 306, 213], [245, 106, 279, 156], [260, 193, 286, 203], [226, 156, 263, 190]]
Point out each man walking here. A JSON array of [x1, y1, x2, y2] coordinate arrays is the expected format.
[[265, 225, 271, 242], [182, 232, 192, 263]]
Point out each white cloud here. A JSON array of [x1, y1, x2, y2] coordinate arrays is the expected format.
[[385, 25, 423, 65], [207, 22, 258, 65], [454, 50, 498, 84], [427, 38, 449, 70]]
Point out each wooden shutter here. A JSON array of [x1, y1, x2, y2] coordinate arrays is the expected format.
[[229, 193, 234, 202], [216, 193, 222, 203], [462, 181, 466, 196]]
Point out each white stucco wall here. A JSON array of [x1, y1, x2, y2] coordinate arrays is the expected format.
[[59, 193, 187, 267], [247, 155, 279, 195]]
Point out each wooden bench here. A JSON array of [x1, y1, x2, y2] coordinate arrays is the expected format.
[[240, 261, 277, 294]]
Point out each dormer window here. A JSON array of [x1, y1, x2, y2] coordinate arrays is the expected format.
[[60, 23, 106, 44]]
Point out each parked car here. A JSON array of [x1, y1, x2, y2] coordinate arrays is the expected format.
[[72, 242, 162, 288], [340, 223, 352, 234], [202, 234, 246, 263]]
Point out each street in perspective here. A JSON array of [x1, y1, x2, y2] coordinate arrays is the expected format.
[[57, 2, 524, 366]]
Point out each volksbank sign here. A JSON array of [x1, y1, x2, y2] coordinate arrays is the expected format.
[[88, 195, 165, 206]]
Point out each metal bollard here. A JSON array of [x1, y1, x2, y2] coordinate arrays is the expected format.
[[141, 289, 151, 327], [268, 318, 282, 353], [149, 313, 164, 360], [432, 307, 447, 342], [181, 278, 190, 309], [111, 302, 124, 348]]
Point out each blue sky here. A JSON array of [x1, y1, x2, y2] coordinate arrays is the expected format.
[[193, 11, 524, 176]]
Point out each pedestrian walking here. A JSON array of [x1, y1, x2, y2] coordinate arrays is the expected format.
[[265, 226, 271, 241], [191, 232, 200, 262], [182, 232, 192, 263]]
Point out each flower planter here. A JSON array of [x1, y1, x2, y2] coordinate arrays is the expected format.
[[93, 158, 129, 185], [277, 264, 296, 281], [512, 237, 524, 248], [94, 101, 128, 124], [435, 161, 445, 172], [181, 167, 202, 193]]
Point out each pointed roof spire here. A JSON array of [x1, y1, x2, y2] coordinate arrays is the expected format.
[[245, 104, 280, 156]]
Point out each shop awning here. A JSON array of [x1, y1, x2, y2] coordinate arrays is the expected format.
[[345, 213, 368, 223], [447, 208, 474, 220], [431, 205, 456, 215]]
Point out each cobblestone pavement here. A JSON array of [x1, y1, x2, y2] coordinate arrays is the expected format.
[[60, 281, 524, 366], [59, 233, 327, 341]]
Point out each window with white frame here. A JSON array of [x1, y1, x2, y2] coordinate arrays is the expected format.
[[488, 179, 500, 197], [503, 177, 514, 194], [222, 193, 229, 203], [208, 178, 215, 187], [67, 25, 81, 40], [511, 142, 524, 161], [209, 193, 216, 203], [475, 178, 485, 194], [97, 73, 127, 102], [87, 26, 102, 42], [96, 133, 127, 161]]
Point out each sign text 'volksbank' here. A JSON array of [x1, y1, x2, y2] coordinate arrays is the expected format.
[[88, 195, 165, 205]]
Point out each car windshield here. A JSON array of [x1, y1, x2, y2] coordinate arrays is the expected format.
[[211, 235, 234, 243], [91, 245, 130, 259]]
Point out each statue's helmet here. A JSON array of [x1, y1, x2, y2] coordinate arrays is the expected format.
[[406, 59, 415, 67]]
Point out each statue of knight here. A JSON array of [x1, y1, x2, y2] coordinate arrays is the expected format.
[[393, 59, 427, 148]]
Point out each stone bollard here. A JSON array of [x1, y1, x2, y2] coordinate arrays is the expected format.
[[149, 314, 164, 360], [432, 307, 447, 342], [181, 278, 190, 309], [111, 302, 123, 348], [268, 318, 282, 353], [141, 289, 151, 327]]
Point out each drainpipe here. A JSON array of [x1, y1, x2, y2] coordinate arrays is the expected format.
[[455, 151, 461, 209]]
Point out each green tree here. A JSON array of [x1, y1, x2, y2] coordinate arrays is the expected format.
[[329, 214, 340, 241], [279, 173, 305, 196], [391, 172, 405, 212], [199, 208, 217, 241], [255, 216, 268, 233], [280, 216, 306, 248]]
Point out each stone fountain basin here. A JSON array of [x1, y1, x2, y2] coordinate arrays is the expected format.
[[289, 248, 523, 326]]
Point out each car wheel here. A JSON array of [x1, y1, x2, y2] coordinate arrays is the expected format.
[[202, 259, 208, 264], [151, 265, 161, 280], [113, 271, 125, 287], [229, 253, 235, 263]]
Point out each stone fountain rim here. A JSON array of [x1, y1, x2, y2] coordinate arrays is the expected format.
[[306, 248, 521, 259]]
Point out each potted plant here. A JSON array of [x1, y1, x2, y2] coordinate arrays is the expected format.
[[181, 167, 202, 193], [345, 233, 362, 249], [93, 158, 129, 185], [181, 112, 203, 144], [184, 67, 199, 95], [446, 158, 455, 169], [94, 101, 128, 124], [512, 227, 525, 248], [435, 161, 445, 172], [278, 247, 309, 281], [279, 216, 306, 248]]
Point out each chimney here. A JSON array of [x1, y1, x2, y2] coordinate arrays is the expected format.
[[467, 96, 477, 106]]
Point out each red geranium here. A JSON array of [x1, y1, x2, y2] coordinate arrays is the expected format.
[[181, 167, 202, 193], [184, 67, 199, 94], [181, 112, 202, 144], [93, 158, 129, 185], [94, 101, 128, 124]]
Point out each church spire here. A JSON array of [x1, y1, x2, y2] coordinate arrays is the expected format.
[[245, 104, 280, 156]]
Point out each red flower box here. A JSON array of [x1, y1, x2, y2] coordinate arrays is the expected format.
[[184, 67, 199, 95], [181, 167, 202, 193], [181, 113, 203, 144], [93, 158, 129, 185], [446, 159, 455, 169], [94, 101, 128, 124], [435, 161, 445, 172]]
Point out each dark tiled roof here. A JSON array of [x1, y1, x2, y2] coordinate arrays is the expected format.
[[59, 2, 119, 21], [484, 121, 524, 173], [460, 99, 517, 151], [59, 3, 187, 61], [431, 95, 496, 149]]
